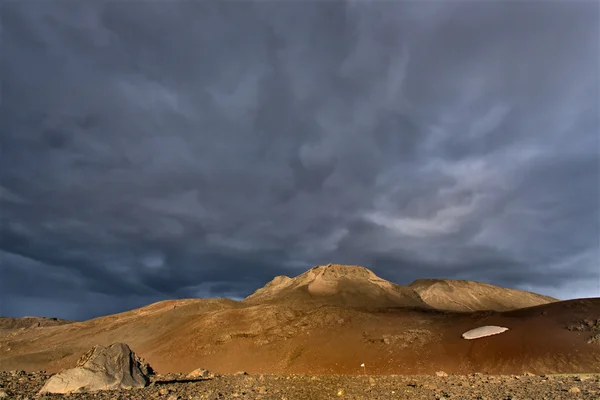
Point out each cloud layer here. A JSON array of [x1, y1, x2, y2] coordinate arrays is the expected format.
[[1, 0, 599, 320]]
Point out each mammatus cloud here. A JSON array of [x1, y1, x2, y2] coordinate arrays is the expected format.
[[1, 1, 598, 320]]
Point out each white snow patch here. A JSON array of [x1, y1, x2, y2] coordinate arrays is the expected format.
[[462, 326, 509, 340]]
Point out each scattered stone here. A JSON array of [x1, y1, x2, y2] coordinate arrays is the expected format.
[[566, 319, 600, 332], [255, 386, 268, 394], [0, 390, 8, 398], [37, 343, 152, 394], [235, 371, 248, 376], [587, 333, 600, 345], [2, 370, 600, 399], [187, 368, 214, 379], [436, 371, 449, 377]]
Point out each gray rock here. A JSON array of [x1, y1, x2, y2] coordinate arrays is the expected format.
[[38, 343, 152, 394]]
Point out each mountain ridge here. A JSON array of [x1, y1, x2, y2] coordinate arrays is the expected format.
[[243, 264, 429, 309], [244, 264, 558, 312], [0, 264, 596, 376]]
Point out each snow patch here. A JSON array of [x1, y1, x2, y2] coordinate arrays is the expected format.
[[462, 325, 509, 339]]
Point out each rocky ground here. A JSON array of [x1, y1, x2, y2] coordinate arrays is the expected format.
[[1, 370, 598, 400]]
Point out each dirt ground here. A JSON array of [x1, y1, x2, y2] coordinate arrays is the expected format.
[[1, 370, 599, 400], [2, 298, 600, 376]]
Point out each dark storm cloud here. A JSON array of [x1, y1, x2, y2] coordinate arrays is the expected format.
[[1, 0, 598, 319]]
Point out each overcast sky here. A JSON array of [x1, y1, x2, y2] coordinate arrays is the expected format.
[[1, 0, 599, 320]]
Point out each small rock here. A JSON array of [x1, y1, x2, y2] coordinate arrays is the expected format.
[[587, 333, 600, 345], [337, 389, 344, 396], [187, 368, 214, 379], [167, 395, 179, 400], [0, 391, 8, 399], [159, 387, 170, 395], [436, 371, 449, 377], [255, 386, 268, 394], [369, 377, 375, 385], [235, 371, 248, 376], [568, 387, 581, 393]]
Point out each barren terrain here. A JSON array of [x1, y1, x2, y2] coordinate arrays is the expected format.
[[1, 370, 599, 400], [1, 265, 598, 383]]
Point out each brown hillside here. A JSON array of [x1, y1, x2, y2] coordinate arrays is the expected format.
[[1, 265, 597, 376], [409, 279, 558, 312], [0, 316, 75, 331]]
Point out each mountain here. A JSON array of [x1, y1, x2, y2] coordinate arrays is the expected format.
[[1, 264, 598, 376], [409, 279, 559, 312], [243, 264, 429, 309], [0, 316, 75, 331], [245, 264, 557, 312]]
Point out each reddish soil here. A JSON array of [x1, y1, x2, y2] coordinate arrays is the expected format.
[[1, 298, 599, 376]]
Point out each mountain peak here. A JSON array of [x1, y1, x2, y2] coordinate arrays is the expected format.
[[301, 264, 376, 281], [244, 264, 427, 308]]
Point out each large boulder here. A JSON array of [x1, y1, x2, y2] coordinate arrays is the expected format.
[[38, 343, 153, 394]]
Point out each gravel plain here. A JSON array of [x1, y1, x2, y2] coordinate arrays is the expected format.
[[1, 370, 599, 400]]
